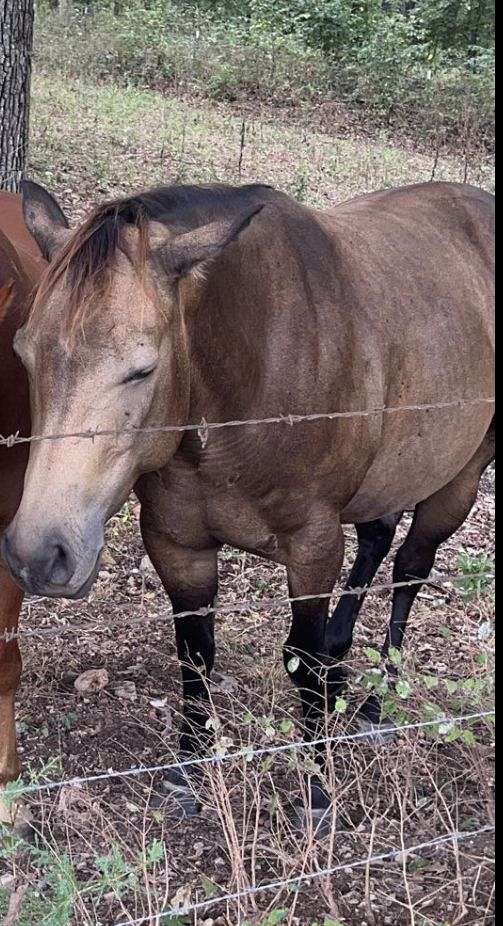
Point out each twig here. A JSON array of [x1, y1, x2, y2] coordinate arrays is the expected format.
[[2, 885, 29, 926]]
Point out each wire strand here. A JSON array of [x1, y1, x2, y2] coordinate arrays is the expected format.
[[3, 570, 495, 644], [113, 825, 495, 924], [0, 395, 495, 449], [11, 711, 494, 797]]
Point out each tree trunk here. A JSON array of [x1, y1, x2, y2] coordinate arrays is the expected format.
[[0, 0, 34, 193]]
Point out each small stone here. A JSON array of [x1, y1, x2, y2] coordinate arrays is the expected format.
[[192, 841, 205, 860], [115, 681, 137, 702], [101, 550, 116, 568], [140, 555, 156, 575], [0, 873, 15, 889]]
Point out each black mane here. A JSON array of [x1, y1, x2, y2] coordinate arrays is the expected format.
[[33, 182, 279, 331]]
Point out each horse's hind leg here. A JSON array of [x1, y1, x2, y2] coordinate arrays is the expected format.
[[0, 567, 25, 828], [326, 513, 403, 662], [361, 423, 495, 728]]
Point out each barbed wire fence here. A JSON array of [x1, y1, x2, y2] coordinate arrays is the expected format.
[[1, 392, 496, 920], [1, 571, 495, 644], [7, 711, 495, 799], [112, 826, 495, 925], [0, 395, 495, 449]]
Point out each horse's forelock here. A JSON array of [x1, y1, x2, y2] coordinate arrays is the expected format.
[[29, 201, 151, 339]]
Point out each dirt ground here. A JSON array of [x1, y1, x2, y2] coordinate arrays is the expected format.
[[1, 464, 493, 926]]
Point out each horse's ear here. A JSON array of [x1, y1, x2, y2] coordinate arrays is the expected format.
[[21, 180, 71, 262], [152, 203, 264, 280]]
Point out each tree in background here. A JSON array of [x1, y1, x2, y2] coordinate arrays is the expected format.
[[0, 0, 35, 193]]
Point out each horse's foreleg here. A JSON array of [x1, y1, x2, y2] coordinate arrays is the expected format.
[[284, 522, 345, 821], [141, 523, 218, 761], [326, 513, 403, 661], [0, 567, 23, 826], [285, 521, 345, 740]]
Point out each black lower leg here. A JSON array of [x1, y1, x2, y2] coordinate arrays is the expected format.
[[284, 597, 330, 753], [171, 594, 216, 757], [383, 538, 437, 659], [326, 514, 402, 661], [360, 533, 436, 726]]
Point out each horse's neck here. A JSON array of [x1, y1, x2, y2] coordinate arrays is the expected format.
[[183, 261, 270, 421]]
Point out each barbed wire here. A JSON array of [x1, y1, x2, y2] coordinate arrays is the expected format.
[[8, 711, 494, 798], [2, 569, 495, 644], [113, 825, 495, 924], [0, 395, 495, 450], [0, 169, 24, 182]]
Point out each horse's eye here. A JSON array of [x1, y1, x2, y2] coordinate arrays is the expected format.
[[123, 366, 156, 385]]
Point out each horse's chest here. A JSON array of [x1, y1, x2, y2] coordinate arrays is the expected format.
[[139, 460, 302, 563]]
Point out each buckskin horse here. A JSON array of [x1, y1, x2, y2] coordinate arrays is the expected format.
[[2, 179, 495, 812], [0, 191, 45, 828]]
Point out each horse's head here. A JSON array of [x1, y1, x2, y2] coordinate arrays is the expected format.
[[2, 181, 262, 598]]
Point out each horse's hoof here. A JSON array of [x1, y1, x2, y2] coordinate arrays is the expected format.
[[161, 762, 195, 794], [149, 761, 202, 819], [291, 778, 334, 838], [292, 801, 333, 838], [357, 716, 398, 746]]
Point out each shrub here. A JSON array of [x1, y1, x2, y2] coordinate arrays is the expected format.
[[34, 0, 495, 150]]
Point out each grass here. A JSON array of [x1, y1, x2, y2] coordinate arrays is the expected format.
[[0, 888, 54, 924], [457, 553, 495, 601], [27, 72, 495, 224], [33, 3, 495, 155]]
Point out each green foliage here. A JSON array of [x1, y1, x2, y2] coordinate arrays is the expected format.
[[35, 0, 495, 149], [457, 552, 495, 600], [335, 696, 348, 714], [0, 839, 78, 926], [0, 822, 173, 925]]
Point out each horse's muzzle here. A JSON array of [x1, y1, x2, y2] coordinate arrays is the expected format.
[[1, 528, 101, 599]]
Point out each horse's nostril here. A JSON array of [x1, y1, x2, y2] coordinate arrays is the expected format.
[[1, 531, 11, 563], [46, 541, 75, 587]]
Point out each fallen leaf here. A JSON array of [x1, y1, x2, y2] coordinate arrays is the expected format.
[[170, 883, 192, 911], [212, 671, 239, 693], [150, 697, 169, 709]]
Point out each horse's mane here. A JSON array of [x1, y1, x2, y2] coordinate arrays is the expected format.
[[31, 183, 275, 337]]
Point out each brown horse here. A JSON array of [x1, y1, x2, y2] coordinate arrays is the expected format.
[[0, 192, 44, 826], [3, 179, 495, 810]]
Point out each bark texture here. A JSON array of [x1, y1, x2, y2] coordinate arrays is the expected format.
[[0, 0, 34, 193]]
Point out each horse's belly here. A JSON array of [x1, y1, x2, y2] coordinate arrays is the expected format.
[[341, 406, 493, 523]]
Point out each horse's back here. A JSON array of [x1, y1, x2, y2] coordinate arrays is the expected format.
[[327, 181, 494, 288], [322, 183, 495, 521]]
